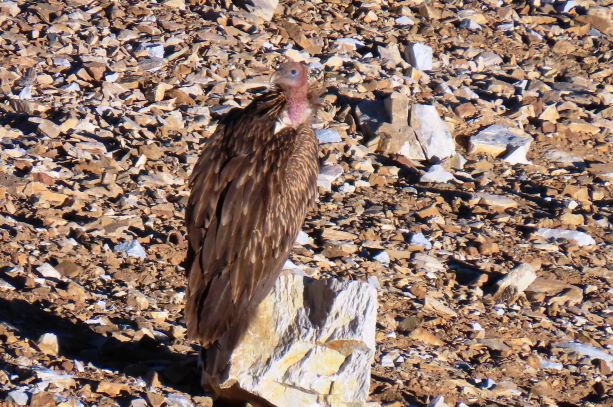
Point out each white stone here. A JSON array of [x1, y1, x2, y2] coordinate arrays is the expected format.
[[544, 150, 583, 164], [317, 165, 344, 191], [395, 16, 414, 26], [316, 128, 342, 144], [166, 394, 194, 407], [406, 43, 433, 71], [461, 19, 481, 30], [498, 22, 514, 32], [534, 228, 596, 246], [472, 193, 518, 209], [334, 38, 365, 51], [114, 240, 147, 259], [18, 86, 32, 100], [246, 0, 279, 21], [204, 273, 377, 407], [496, 263, 538, 296], [34, 368, 76, 391], [557, 1, 576, 13], [144, 43, 165, 59], [475, 51, 503, 67], [380, 352, 397, 367], [420, 165, 456, 183], [7, 390, 28, 406], [373, 250, 390, 266], [410, 105, 455, 160], [468, 125, 532, 164], [412, 253, 445, 273], [282, 259, 301, 271], [295, 230, 311, 246], [0, 278, 15, 291], [129, 399, 149, 407], [410, 233, 432, 249], [339, 183, 356, 194], [539, 358, 563, 370], [36, 263, 62, 279], [37, 333, 60, 356], [355, 99, 386, 140], [503, 142, 531, 165], [429, 395, 449, 407]]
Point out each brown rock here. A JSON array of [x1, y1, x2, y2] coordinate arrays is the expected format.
[[30, 392, 56, 407], [55, 261, 83, 278], [97, 381, 129, 397]]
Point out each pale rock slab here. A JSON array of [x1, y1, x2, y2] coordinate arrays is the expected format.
[[475, 51, 503, 68], [471, 193, 518, 209], [534, 228, 596, 246], [246, 0, 279, 21], [544, 149, 583, 164], [410, 104, 455, 160], [493, 263, 538, 302], [316, 128, 342, 144], [7, 390, 28, 406], [420, 165, 456, 183], [204, 273, 377, 407], [468, 125, 532, 164], [36, 263, 62, 279]]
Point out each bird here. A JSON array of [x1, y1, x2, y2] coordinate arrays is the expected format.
[[184, 61, 321, 391]]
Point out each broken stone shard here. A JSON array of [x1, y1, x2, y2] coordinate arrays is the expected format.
[[203, 272, 377, 407]]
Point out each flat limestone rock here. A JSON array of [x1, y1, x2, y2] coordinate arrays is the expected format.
[[468, 125, 532, 164], [203, 272, 378, 407], [410, 104, 455, 160], [534, 228, 596, 246]]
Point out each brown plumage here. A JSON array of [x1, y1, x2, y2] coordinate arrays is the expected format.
[[184, 62, 320, 358]]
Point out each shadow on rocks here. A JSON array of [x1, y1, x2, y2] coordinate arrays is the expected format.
[[0, 297, 203, 397]]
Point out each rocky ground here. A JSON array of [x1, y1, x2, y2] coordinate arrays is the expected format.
[[0, 0, 612, 406]]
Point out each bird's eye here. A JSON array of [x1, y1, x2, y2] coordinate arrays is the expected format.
[[290, 69, 298, 76]]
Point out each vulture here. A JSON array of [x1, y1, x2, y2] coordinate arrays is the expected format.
[[184, 62, 321, 388]]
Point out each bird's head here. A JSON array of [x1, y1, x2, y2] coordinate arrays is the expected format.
[[271, 62, 309, 94]]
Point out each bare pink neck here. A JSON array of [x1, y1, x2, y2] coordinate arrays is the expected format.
[[285, 86, 310, 125]]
